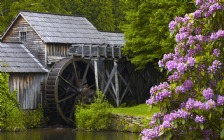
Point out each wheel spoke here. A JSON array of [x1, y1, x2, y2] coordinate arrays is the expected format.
[[68, 106, 75, 121], [72, 61, 80, 86], [81, 63, 90, 86], [59, 76, 78, 90], [58, 93, 78, 103]]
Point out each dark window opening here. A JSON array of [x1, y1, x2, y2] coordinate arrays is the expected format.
[[20, 32, 27, 41]]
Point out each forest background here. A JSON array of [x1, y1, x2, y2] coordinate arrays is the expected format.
[[0, 0, 196, 70]]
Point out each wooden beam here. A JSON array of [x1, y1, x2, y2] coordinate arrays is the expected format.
[[97, 70, 116, 101], [106, 70, 116, 94], [114, 60, 119, 107], [89, 45, 92, 58], [94, 59, 99, 90], [103, 63, 117, 95]]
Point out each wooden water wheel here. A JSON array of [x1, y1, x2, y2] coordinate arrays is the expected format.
[[45, 57, 95, 125]]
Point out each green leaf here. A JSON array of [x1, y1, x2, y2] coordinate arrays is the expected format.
[[208, 112, 212, 120], [200, 124, 204, 130], [166, 132, 172, 140], [220, 129, 224, 139], [182, 120, 185, 125]]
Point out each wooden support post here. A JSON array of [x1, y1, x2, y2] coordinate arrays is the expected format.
[[94, 59, 99, 90], [114, 59, 119, 107], [81, 44, 84, 58]]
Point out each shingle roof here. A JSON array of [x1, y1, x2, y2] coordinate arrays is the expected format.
[[19, 11, 106, 44], [101, 32, 125, 46], [0, 42, 48, 73]]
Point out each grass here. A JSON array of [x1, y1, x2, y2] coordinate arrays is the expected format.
[[111, 104, 159, 118]]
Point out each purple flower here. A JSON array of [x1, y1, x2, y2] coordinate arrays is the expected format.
[[196, 0, 202, 6], [193, 10, 202, 18], [187, 57, 196, 67], [186, 98, 195, 110], [163, 53, 174, 61], [146, 98, 155, 105], [217, 95, 224, 105], [169, 21, 177, 32], [168, 72, 180, 82], [195, 28, 202, 35], [158, 60, 164, 67], [155, 89, 172, 102], [195, 115, 205, 123], [183, 80, 193, 91], [161, 121, 171, 129], [176, 32, 189, 43], [177, 63, 187, 74], [205, 99, 216, 110], [203, 88, 214, 100], [150, 113, 162, 127], [166, 61, 177, 71], [208, 60, 222, 73], [175, 86, 185, 94], [141, 127, 160, 140], [211, 30, 224, 40], [213, 49, 220, 57], [194, 101, 205, 110]]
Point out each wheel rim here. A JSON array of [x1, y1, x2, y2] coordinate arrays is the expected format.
[[46, 57, 95, 125]]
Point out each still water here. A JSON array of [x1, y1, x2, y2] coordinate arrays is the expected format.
[[0, 128, 140, 140]]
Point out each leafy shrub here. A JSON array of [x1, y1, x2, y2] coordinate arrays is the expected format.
[[75, 90, 112, 131], [0, 73, 25, 131], [142, 1, 224, 139], [24, 105, 44, 128]]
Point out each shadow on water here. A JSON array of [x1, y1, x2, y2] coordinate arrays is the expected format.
[[0, 128, 140, 140]]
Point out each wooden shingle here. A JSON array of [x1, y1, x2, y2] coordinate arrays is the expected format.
[[17, 11, 106, 44], [0, 42, 48, 73]]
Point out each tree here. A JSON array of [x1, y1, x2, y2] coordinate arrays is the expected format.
[[122, 0, 195, 70], [0, 0, 68, 35], [66, 0, 117, 32], [143, 0, 224, 139]]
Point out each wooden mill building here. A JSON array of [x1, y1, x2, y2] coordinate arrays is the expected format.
[[0, 11, 155, 123], [0, 11, 129, 109], [0, 42, 47, 109]]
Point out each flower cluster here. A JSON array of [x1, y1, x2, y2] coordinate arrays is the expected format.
[[195, 115, 205, 123], [142, 0, 224, 139]]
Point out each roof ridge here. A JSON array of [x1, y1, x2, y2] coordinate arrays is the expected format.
[[20, 10, 85, 17]]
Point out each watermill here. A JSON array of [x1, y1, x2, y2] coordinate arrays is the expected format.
[[45, 43, 154, 125]]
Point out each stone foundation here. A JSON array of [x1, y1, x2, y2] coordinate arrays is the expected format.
[[110, 114, 149, 133]]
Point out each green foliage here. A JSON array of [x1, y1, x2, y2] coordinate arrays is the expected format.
[[24, 105, 44, 129], [112, 103, 159, 117], [65, 0, 126, 32], [122, 0, 195, 69], [0, 0, 127, 34], [0, 72, 25, 131], [75, 90, 112, 131], [4, 108, 25, 131]]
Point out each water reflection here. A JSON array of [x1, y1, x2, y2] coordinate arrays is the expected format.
[[0, 128, 140, 140]]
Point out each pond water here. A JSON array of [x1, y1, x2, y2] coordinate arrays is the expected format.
[[0, 128, 140, 140]]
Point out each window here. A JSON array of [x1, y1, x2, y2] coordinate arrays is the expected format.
[[20, 32, 27, 41]]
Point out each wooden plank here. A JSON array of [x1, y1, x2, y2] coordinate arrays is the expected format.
[[106, 70, 116, 94], [114, 60, 119, 107], [103, 64, 117, 94], [94, 60, 99, 90], [97, 70, 116, 101]]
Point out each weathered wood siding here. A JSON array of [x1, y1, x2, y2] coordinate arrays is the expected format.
[[47, 44, 70, 57], [2, 16, 46, 67], [9, 73, 46, 109]]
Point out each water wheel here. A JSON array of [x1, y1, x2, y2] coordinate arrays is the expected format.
[[45, 57, 95, 125]]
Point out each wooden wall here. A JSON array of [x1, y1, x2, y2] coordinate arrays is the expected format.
[[9, 73, 46, 109], [47, 44, 71, 57], [2, 16, 46, 67]]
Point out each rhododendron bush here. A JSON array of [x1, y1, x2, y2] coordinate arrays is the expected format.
[[142, 0, 224, 139]]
